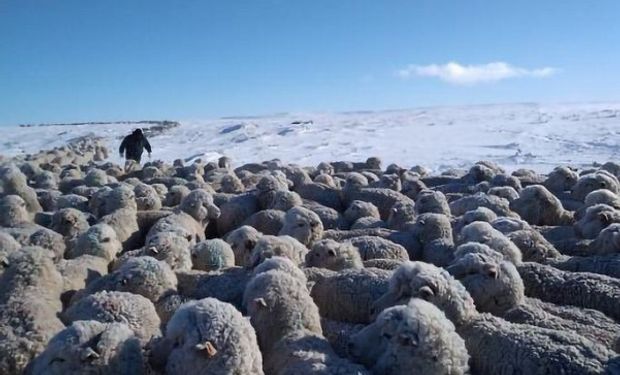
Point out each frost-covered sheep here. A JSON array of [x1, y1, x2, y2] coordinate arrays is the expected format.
[[344, 200, 381, 224], [347, 235, 409, 262], [449, 192, 515, 217], [50, 208, 90, 245], [96, 185, 141, 251], [302, 199, 348, 230], [56, 193, 90, 212], [305, 239, 363, 270], [518, 261, 620, 321], [1, 223, 66, 260], [152, 298, 263, 375], [62, 291, 161, 343], [490, 216, 531, 234], [351, 216, 386, 230], [314, 172, 338, 188], [459, 221, 522, 264], [27, 320, 145, 375], [447, 249, 620, 352], [0, 164, 42, 213], [453, 207, 498, 234], [344, 183, 415, 221], [589, 223, 620, 255], [386, 200, 416, 230], [31, 170, 58, 190], [574, 203, 620, 239], [243, 270, 322, 354], [242, 209, 286, 235], [306, 267, 391, 324], [190, 239, 235, 271], [409, 213, 455, 266], [67, 223, 122, 261], [216, 192, 259, 236], [371, 173, 402, 191], [84, 168, 111, 187], [176, 267, 251, 310], [572, 171, 620, 202], [487, 185, 519, 202], [576, 189, 620, 220], [0, 232, 20, 273], [164, 185, 191, 207], [73, 257, 177, 305], [134, 183, 162, 211], [0, 247, 64, 374], [252, 256, 307, 283], [289, 168, 344, 211], [225, 225, 262, 267], [544, 166, 580, 193], [278, 206, 324, 247], [350, 298, 470, 375], [506, 228, 563, 262], [0, 195, 31, 227], [56, 255, 109, 303], [414, 189, 451, 216], [371, 261, 618, 375], [510, 185, 574, 226], [267, 190, 302, 211], [265, 328, 370, 375], [248, 235, 308, 269]]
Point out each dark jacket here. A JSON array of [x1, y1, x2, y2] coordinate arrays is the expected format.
[[119, 129, 152, 162]]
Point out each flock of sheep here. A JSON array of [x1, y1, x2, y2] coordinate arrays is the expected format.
[[2, 136, 620, 374]]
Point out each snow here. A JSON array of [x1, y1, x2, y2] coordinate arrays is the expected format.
[[1, 102, 619, 174]]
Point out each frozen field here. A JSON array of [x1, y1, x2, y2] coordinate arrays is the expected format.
[[1, 102, 619, 173]]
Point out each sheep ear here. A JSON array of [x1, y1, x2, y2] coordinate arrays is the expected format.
[[398, 332, 419, 347], [599, 212, 612, 226], [195, 341, 217, 357], [148, 246, 159, 254], [327, 249, 336, 257], [253, 298, 268, 309], [419, 286, 434, 300], [81, 347, 100, 361]]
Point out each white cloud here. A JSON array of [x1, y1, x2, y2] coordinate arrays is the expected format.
[[397, 61, 557, 85]]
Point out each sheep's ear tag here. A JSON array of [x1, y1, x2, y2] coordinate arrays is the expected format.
[[254, 298, 268, 309], [195, 341, 217, 357], [327, 249, 336, 257], [81, 347, 100, 361], [399, 333, 419, 347], [148, 246, 159, 254]]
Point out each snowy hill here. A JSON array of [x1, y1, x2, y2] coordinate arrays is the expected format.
[[1, 102, 619, 173]]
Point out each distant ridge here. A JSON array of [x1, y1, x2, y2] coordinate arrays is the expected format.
[[19, 120, 179, 128]]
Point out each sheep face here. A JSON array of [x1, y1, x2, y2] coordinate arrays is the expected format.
[[591, 223, 620, 255], [278, 207, 323, 247], [412, 213, 452, 244], [0, 195, 30, 227], [344, 200, 380, 223], [179, 189, 220, 224], [305, 239, 362, 271], [190, 239, 235, 271], [225, 226, 261, 267], [164, 185, 191, 207], [71, 224, 122, 261], [414, 190, 450, 216], [544, 166, 579, 193]]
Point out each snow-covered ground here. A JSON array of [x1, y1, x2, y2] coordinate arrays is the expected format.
[[1, 102, 619, 174]]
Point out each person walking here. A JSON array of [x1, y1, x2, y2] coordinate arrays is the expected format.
[[119, 128, 152, 164]]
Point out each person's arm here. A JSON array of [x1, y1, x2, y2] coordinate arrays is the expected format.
[[143, 137, 152, 155], [119, 137, 127, 157]]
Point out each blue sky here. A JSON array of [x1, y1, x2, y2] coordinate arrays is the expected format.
[[1, 0, 619, 125]]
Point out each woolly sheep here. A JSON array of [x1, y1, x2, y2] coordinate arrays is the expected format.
[[453, 207, 497, 234], [190, 239, 235, 271], [307, 267, 391, 324], [225, 225, 262, 267], [344, 185, 414, 221], [164, 185, 191, 207], [248, 235, 308, 269], [152, 298, 263, 375], [371, 261, 618, 375], [351, 216, 386, 230], [574, 203, 620, 239], [0, 164, 42, 213], [544, 166, 579, 193], [490, 216, 531, 234], [350, 298, 470, 375], [290, 170, 344, 211], [510, 185, 574, 226], [278, 206, 324, 247], [506, 228, 563, 262], [56, 193, 90, 212], [67, 223, 122, 261], [303, 199, 348, 230], [347, 235, 409, 262], [0, 232, 20, 273], [386, 200, 416, 230], [50, 208, 90, 245], [572, 171, 620, 201], [0, 247, 65, 374], [216, 192, 259, 236], [305, 239, 363, 270], [27, 320, 145, 375], [487, 185, 519, 202], [0, 195, 31, 227], [1, 224, 66, 260], [344, 200, 381, 224], [447, 250, 620, 351], [62, 291, 161, 343], [449, 192, 515, 217], [459, 221, 522, 264], [252, 256, 307, 283], [242, 209, 286, 235], [176, 267, 251, 310], [243, 270, 322, 354], [409, 213, 455, 266], [414, 189, 451, 216], [134, 183, 162, 211]]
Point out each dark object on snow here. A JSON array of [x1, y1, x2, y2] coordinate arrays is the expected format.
[[119, 129, 152, 163]]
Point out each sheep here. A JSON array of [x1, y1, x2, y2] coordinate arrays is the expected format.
[[344, 183, 415, 220], [220, 173, 246, 194], [264, 329, 370, 375], [371, 173, 402, 191], [546, 253, 620, 279], [36, 189, 61, 211], [449, 192, 515, 217], [572, 171, 620, 201], [351, 216, 386, 229], [510, 185, 574, 226], [371, 261, 618, 375], [305, 239, 363, 270], [84, 168, 112, 187], [248, 235, 308, 269], [50, 208, 90, 245], [289, 168, 344, 211], [27, 320, 145, 375], [0, 195, 31, 227], [66, 223, 122, 261], [386, 200, 416, 230], [303, 199, 348, 230], [487, 185, 520, 202], [306, 267, 391, 324], [134, 182, 162, 211], [506, 228, 563, 262], [453, 207, 498, 234], [347, 235, 409, 262], [96, 185, 141, 251], [517, 261, 620, 321], [1, 224, 66, 261], [344, 200, 381, 224], [277, 206, 324, 248], [253, 256, 307, 283], [152, 298, 263, 375], [216, 192, 259, 236], [490, 216, 531, 234], [225, 225, 262, 267], [266, 190, 302, 211], [176, 267, 251, 310], [243, 269, 322, 354], [314, 172, 338, 188], [190, 239, 235, 271], [31, 170, 58, 190], [447, 249, 620, 352], [0, 164, 42, 213], [62, 291, 161, 343], [575, 203, 620, 239], [544, 166, 580, 193], [163, 185, 191, 207], [349, 298, 470, 375], [242, 209, 286, 235], [459, 221, 522, 264], [56, 193, 90, 212], [0, 247, 65, 374], [0, 232, 20, 273], [409, 212, 455, 266], [414, 189, 451, 216]]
